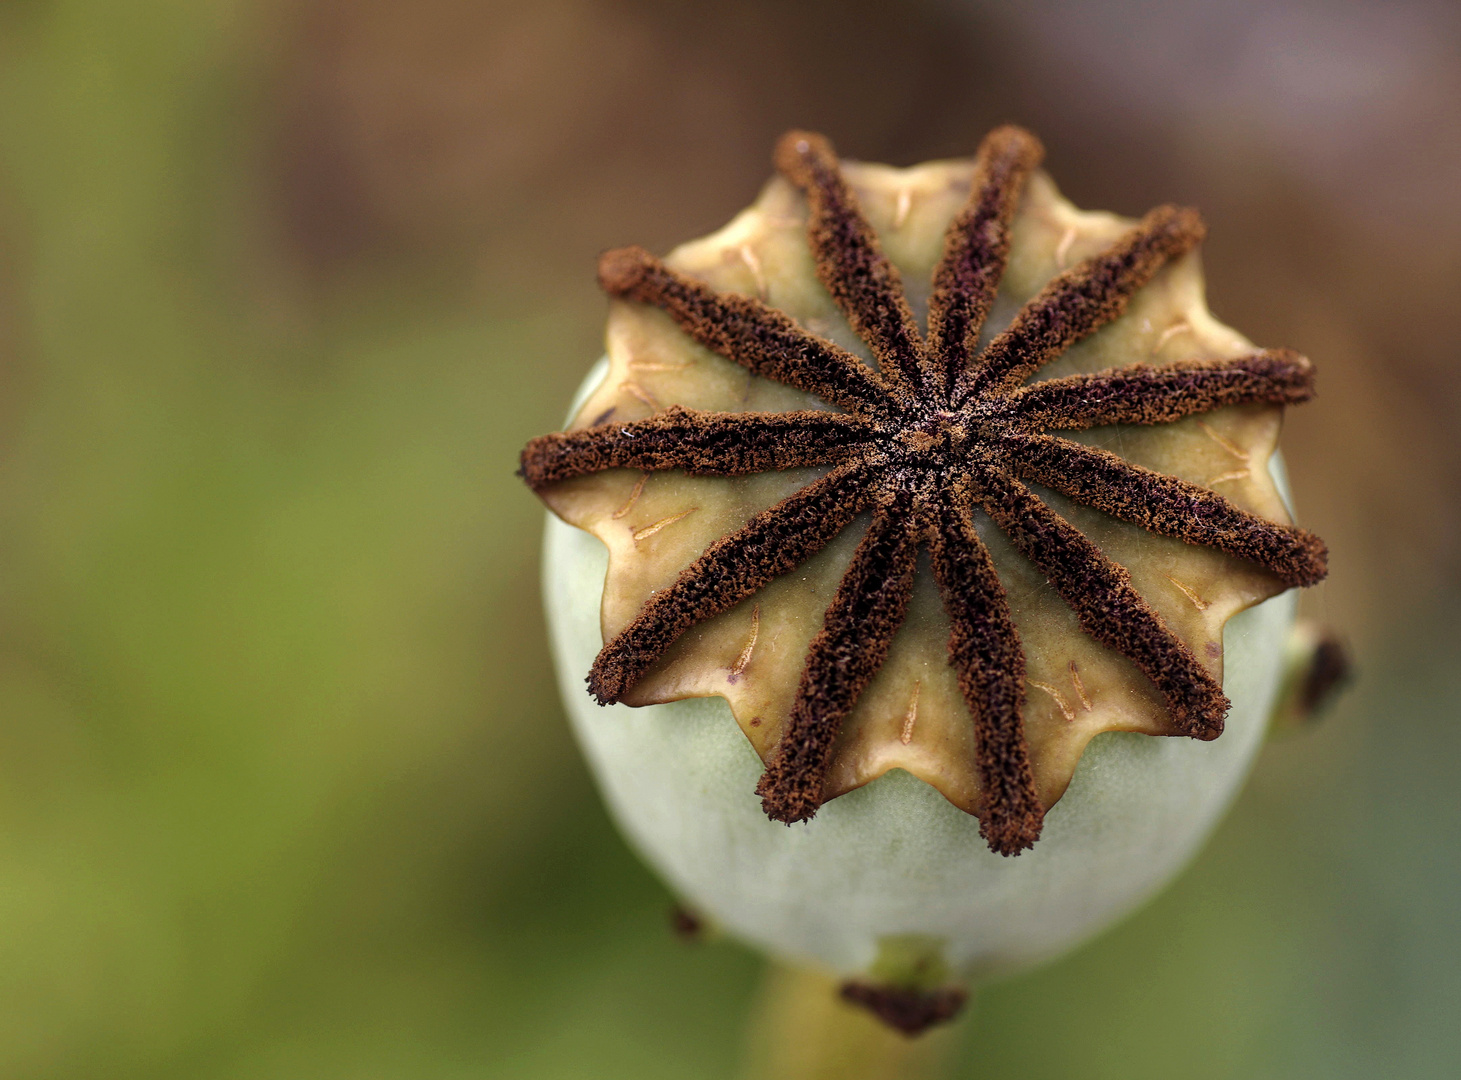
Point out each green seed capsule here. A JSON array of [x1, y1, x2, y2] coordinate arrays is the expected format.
[[523, 128, 1325, 1026]]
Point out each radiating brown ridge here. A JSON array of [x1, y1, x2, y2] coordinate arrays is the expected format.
[[519, 126, 1328, 856]]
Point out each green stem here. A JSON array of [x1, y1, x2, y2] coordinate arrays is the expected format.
[[738, 963, 962, 1080]]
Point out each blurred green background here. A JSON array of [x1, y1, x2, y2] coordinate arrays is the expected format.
[[0, 1, 1457, 1076]]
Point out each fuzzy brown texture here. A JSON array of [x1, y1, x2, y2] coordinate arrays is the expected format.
[[587, 461, 877, 704], [838, 980, 969, 1036], [1009, 349, 1314, 429], [597, 245, 901, 420], [928, 480, 1044, 853], [775, 131, 928, 402], [959, 205, 1206, 404], [975, 467, 1230, 737], [520, 406, 874, 489], [521, 127, 1329, 854], [926, 126, 1045, 404], [1009, 434, 1329, 588], [756, 488, 921, 823]]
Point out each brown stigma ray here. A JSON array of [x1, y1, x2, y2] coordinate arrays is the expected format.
[[1007, 350, 1315, 430], [756, 487, 921, 823], [519, 127, 1329, 856], [973, 468, 1228, 739], [1008, 435, 1328, 588], [521, 407, 875, 489], [928, 480, 1043, 852], [586, 459, 879, 705], [774, 131, 930, 403], [598, 245, 901, 421], [958, 205, 1206, 404], [926, 126, 1045, 405]]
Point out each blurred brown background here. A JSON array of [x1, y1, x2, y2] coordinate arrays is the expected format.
[[0, 0, 1457, 1077]]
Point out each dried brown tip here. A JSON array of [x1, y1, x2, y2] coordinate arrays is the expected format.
[[1275, 530, 1329, 588], [597, 245, 657, 297], [1270, 623, 1353, 734], [979, 795, 1044, 856], [839, 981, 968, 1036], [1146, 203, 1207, 250], [669, 903, 704, 942], [981, 123, 1046, 166], [1296, 633, 1352, 717], [773, 129, 839, 184]]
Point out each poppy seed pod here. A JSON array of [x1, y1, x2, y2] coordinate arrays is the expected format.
[[522, 127, 1326, 1031]]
